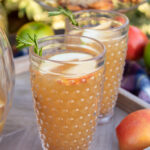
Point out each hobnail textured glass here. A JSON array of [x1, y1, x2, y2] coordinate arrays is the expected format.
[[66, 10, 129, 123], [29, 34, 105, 150]]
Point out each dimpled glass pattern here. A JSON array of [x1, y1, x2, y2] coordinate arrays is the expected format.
[[31, 67, 104, 150], [66, 10, 129, 120], [29, 35, 105, 150], [100, 36, 127, 115]]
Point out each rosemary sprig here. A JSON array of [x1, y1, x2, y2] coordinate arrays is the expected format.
[[16, 34, 43, 56], [48, 6, 79, 26], [16, 7, 78, 56]]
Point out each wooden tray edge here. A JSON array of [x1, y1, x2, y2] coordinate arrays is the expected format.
[[118, 88, 150, 113]]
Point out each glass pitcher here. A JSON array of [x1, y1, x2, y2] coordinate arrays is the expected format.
[[0, 28, 15, 136]]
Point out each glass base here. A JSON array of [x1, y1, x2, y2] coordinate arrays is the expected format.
[[97, 110, 114, 125]]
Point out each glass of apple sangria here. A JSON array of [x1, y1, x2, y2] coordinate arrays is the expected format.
[[30, 34, 105, 150], [66, 10, 129, 123]]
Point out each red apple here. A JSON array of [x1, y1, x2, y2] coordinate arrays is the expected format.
[[116, 109, 150, 150], [127, 26, 148, 60]]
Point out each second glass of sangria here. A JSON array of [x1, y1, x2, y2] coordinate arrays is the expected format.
[[66, 10, 129, 123]]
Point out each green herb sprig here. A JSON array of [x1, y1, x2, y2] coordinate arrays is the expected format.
[[48, 6, 79, 26], [16, 34, 43, 56], [16, 7, 78, 56]]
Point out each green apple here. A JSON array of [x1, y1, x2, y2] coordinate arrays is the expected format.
[[17, 21, 54, 49], [144, 42, 150, 69]]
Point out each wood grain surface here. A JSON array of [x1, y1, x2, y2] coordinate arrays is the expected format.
[[0, 72, 128, 150]]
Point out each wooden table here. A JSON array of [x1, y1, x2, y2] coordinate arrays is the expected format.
[[0, 72, 129, 150]]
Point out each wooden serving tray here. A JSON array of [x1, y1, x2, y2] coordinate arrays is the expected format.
[[0, 56, 149, 150]]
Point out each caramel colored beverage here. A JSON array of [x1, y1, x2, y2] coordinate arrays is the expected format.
[[66, 10, 129, 122], [31, 62, 104, 150], [30, 35, 105, 150]]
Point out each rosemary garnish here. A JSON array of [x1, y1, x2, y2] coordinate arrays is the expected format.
[[16, 6, 78, 56], [48, 6, 79, 26], [16, 34, 43, 56]]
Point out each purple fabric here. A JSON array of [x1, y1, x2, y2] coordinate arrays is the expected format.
[[121, 60, 150, 103]]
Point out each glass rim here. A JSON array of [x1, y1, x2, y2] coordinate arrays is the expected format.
[[71, 9, 129, 32], [30, 34, 106, 64]]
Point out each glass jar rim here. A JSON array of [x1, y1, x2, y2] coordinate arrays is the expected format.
[[30, 34, 106, 64], [71, 9, 129, 32]]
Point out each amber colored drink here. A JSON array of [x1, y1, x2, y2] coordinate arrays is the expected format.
[[66, 10, 129, 122], [31, 64, 104, 150], [30, 35, 105, 150]]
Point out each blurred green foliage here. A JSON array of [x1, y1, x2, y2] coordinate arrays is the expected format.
[[4, 0, 52, 23], [126, 2, 150, 38], [0, 0, 150, 37]]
